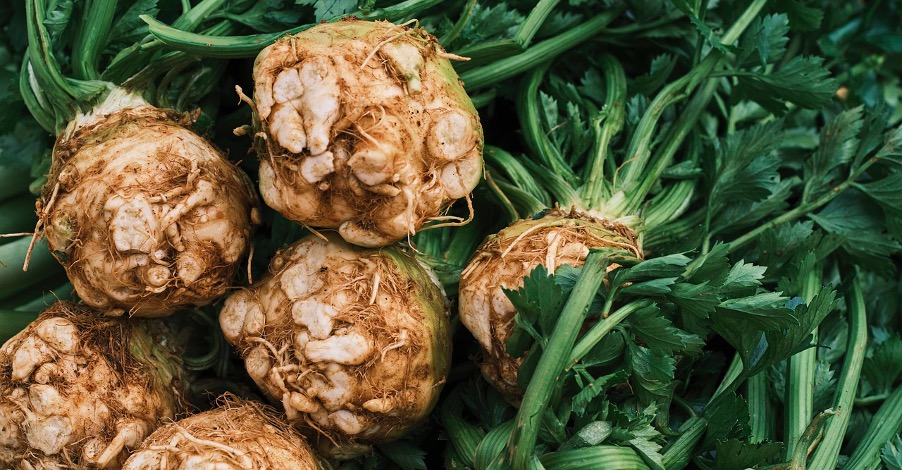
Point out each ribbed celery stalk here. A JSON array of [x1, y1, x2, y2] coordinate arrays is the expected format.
[[809, 278, 868, 468], [140, 0, 447, 58], [844, 384, 902, 469], [748, 373, 774, 443], [505, 252, 609, 469], [785, 269, 823, 458]]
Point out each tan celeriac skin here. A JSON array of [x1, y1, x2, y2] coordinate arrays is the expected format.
[[458, 208, 642, 402], [249, 19, 483, 247], [219, 234, 451, 457], [40, 90, 262, 317], [0, 302, 187, 469], [123, 398, 322, 470]]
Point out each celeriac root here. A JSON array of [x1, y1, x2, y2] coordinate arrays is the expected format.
[[219, 234, 451, 458], [0, 302, 187, 468], [122, 396, 322, 470], [458, 208, 642, 402], [39, 90, 262, 317], [250, 19, 483, 247]]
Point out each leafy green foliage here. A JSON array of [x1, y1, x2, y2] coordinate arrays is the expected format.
[[701, 392, 751, 450], [607, 404, 667, 468], [437, 1, 524, 51], [222, 0, 304, 33], [42, 0, 74, 38], [805, 107, 864, 199], [375, 441, 428, 470], [626, 307, 704, 356], [504, 265, 568, 357], [671, 0, 732, 54], [295, 0, 357, 22], [883, 434, 902, 470], [862, 335, 902, 395], [735, 56, 836, 113], [626, 340, 676, 408], [810, 190, 902, 276], [713, 287, 835, 376], [738, 14, 790, 68], [712, 439, 783, 469], [771, 0, 823, 32], [105, 0, 158, 51], [571, 371, 626, 416], [0, 120, 47, 173], [707, 121, 784, 218]]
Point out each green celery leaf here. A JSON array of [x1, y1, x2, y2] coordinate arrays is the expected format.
[[702, 392, 751, 450], [224, 0, 305, 33], [450, 2, 523, 49], [874, 127, 902, 166], [882, 434, 902, 470], [607, 403, 666, 468], [712, 439, 783, 469], [620, 278, 677, 296], [682, 243, 730, 286], [580, 332, 625, 369], [805, 107, 863, 198], [751, 288, 836, 374], [535, 11, 583, 40], [43, 0, 74, 37], [623, 253, 692, 281], [852, 104, 891, 168], [661, 160, 703, 180], [503, 265, 569, 346], [296, 0, 356, 22], [671, 0, 732, 54], [508, 312, 543, 357], [630, 435, 665, 470], [772, 0, 823, 31], [862, 335, 902, 395], [755, 221, 815, 274], [810, 190, 901, 275], [709, 121, 784, 216], [626, 307, 704, 356], [670, 282, 719, 333], [812, 360, 838, 412], [376, 441, 427, 470], [630, 54, 677, 97], [711, 177, 795, 237], [715, 292, 797, 331], [735, 56, 836, 114], [855, 172, 902, 237], [719, 260, 767, 296], [738, 14, 790, 68], [626, 340, 675, 407], [106, 0, 158, 50], [572, 371, 627, 416], [461, 380, 513, 429], [577, 68, 605, 105]]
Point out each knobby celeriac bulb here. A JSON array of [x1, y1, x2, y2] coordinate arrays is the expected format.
[[40, 90, 262, 317], [458, 208, 642, 402], [219, 234, 451, 458], [123, 397, 322, 470], [249, 19, 483, 247], [0, 302, 187, 468]]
